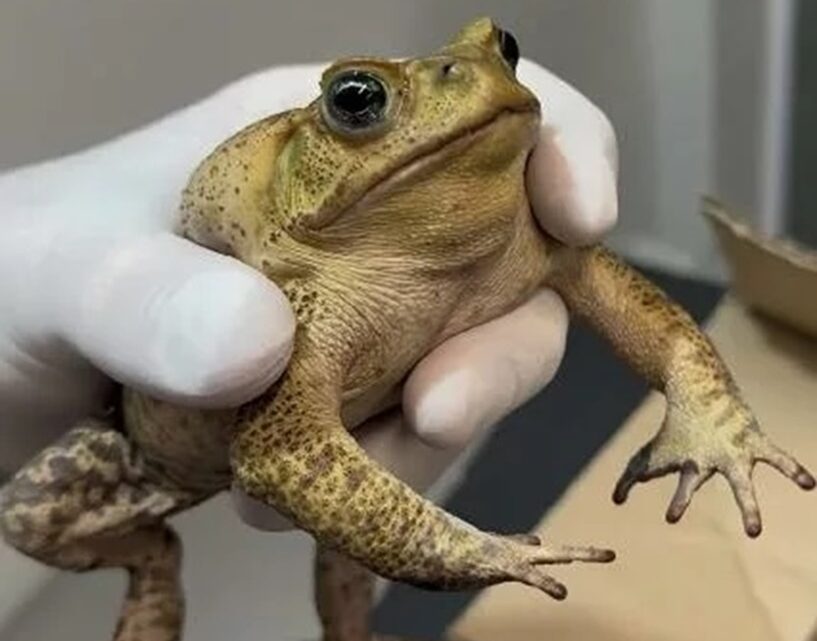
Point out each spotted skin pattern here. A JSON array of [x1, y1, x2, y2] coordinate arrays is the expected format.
[[0, 421, 206, 641], [1, 17, 813, 641]]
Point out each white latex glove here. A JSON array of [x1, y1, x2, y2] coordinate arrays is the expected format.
[[0, 60, 617, 528]]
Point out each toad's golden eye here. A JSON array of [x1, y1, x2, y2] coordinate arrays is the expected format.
[[322, 70, 389, 135]]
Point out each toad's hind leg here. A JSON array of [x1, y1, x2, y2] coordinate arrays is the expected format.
[[0, 420, 208, 641], [315, 545, 375, 641], [314, 546, 419, 641]]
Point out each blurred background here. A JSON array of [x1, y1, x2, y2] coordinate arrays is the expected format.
[[3, 0, 816, 278], [0, 1, 814, 639]]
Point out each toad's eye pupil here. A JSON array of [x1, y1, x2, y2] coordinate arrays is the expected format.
[[326, 71, 388, 130], [498, 28, 520, 72]]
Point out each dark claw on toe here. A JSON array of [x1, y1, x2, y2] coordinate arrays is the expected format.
[[551, 583, 567, 601], [665, 507, 683, 524], [613, 478, 637, 505], [612, 479, 632, 505], [745, 520, 762, 538], [598, 548, 616, 563], [796, 468, 816, 490]]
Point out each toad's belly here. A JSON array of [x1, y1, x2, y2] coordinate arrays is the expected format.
[[122, 219, 554, 492], [122, 390, 236, 492], [122, 380, 402, 493], [336, 211, 554, 425]]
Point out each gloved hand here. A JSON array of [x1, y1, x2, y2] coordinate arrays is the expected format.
[[0, 60, 618, 532]]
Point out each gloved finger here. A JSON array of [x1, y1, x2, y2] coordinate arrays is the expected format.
[[353, 409, 460, 493], [403, 288, 568, 449], [59, 233, 295, 408], [230, 409, 458, 532], [518, 59, 619, 246]]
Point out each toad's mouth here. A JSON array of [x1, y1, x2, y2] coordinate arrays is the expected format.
[[299, 105, 540, 232]]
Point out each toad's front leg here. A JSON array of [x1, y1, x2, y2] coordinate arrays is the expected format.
[[549, 245, 815, 536], [230, 344, 613, 600]]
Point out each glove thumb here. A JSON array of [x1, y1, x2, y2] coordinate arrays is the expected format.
[[58, 233, 294, 408]]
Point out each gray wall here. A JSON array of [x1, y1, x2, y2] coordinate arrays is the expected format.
[[713, 0, 767, 223]]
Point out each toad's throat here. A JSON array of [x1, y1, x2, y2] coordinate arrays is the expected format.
[[302, 106, 539, 232]]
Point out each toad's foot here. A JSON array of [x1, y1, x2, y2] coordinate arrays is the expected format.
[[548, 247, 814, 538], [485, 533, 615, 599], [313, 542, 612, 641], [402, 529, 615, 598], [613, 398, 815, 537]]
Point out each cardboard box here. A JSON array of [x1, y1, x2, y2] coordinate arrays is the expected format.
[[448, 198, 817, 641], [703, 197, 817, 339]]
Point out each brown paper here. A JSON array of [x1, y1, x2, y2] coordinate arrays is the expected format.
[[449, 300, 817, 641]]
